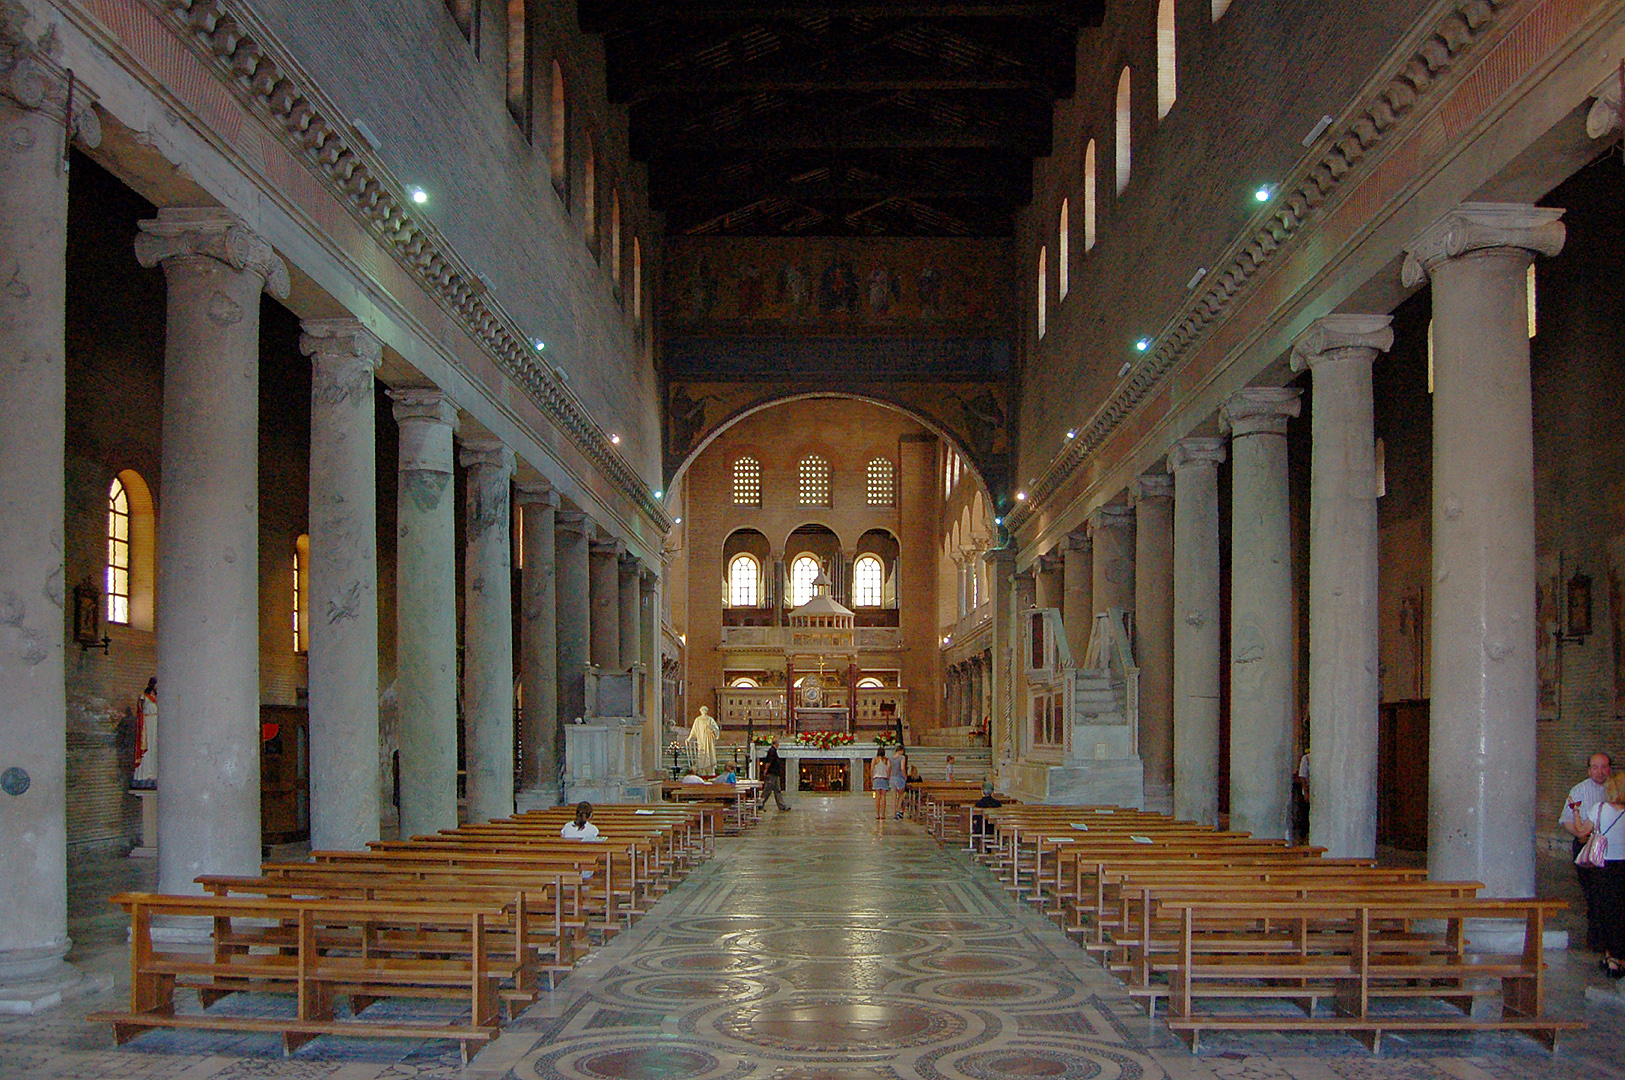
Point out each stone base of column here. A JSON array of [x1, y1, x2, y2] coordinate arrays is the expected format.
[[515, 784, 564, 812], [0, 943, 109, 1016]]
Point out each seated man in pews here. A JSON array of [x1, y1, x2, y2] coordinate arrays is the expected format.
[[681, 771, 711, 784], [560, 801, 602, 840]]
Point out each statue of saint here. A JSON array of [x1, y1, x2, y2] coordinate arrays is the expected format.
[[132, 677, 158, 789], [686, 706, 721, 773]]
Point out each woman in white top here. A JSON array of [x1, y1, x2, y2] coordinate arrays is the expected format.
[[1577, 773, 1625, 975], [560, 801, 602, 841], [871, 750, 890, 820]]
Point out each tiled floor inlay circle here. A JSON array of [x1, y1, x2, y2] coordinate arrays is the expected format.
[[715, 997, 965, 1051], [573, 1045, 720, 1080]]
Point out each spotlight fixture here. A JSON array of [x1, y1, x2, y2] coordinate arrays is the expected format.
[[654, 489, 663, 499], [534, 340, 546, 351], [1015, 491, 1027, 502], [1254, 185, 1272, 203], [410, 187, 428, 205], [994, 516, 1003, 525], [610, 434, 621, 445], [1065, 430, 1076, 440], [674, 516, 683, 524], [1135, 338, 1151, 352]]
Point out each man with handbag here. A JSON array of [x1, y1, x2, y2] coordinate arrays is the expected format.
[[1561, 751, 1612, 951]]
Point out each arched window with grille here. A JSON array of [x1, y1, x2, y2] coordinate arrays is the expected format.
[[866, 458, 895, 506], [797, 455, 830, 507], [732, 456, 761, 506], [1036, 245, 1047, 339], [1083, 139, 1097, 250], [853, 555, 884, 607], [728, 553, 760, 607], [549, 61, 568, 197], [293, 534, 310, 654], [790, 554, 822, 607], [632, 236, 643, 319], [1157, 0, 1177, 119], [610, 188, 622, 284], [1115, 68, 1132, 194], [104, 470, 156, 630], [1058, 198, 1069, 300]]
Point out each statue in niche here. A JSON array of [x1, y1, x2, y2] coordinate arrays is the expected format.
[[687, 706, 721, 773]]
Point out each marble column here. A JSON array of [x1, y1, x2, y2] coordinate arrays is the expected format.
[[461, 441, 515, 824], [1035, 553, 1064, 611], [1133, 473, 1176, 813], [389, 390, 460, 839], [299, 319, 382, 852], [1290, 315, 1393, 858], [556, 513, 592, 724], [619, 554, 641, 676], [589, 540, 623, 670], [0, 31, 100, 1008], [1062, 533, 1092, 664], [985, 547, 1018, 769], [1403, 204, 1565, 896], [1088, 504, 1136, 656], [1169, 438, 1226, 827], [1221, 387, 1302, 840], [772, 553, 786, 625], [135, 209, 289, 893], [640, 568, 659, 720], [515, 484, 559, 809]]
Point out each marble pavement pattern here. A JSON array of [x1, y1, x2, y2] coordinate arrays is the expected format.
[[5, 797, 1625, 1079]]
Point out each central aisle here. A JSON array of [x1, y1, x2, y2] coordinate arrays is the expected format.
[[503, 795, 1175, 1079]]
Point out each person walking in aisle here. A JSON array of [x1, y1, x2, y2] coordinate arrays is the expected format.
[[762, 737, 790, 812], [889, 745, 908, 820], [871, 748, 890, 821]]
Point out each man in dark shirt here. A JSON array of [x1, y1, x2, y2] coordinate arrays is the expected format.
[[761, 737, 790, 812]]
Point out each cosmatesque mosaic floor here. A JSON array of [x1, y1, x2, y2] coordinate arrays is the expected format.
[[6, 794, 1625, 1080]]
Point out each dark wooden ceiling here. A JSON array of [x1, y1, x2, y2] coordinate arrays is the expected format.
[[580, 0, 1102, 237]]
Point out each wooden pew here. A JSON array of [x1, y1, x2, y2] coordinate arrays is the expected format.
[[1159, 896, 1580, 1053], [87, 892, 514, 1062]]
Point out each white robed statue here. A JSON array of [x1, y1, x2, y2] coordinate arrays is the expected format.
[[686, 706, 721, 773]]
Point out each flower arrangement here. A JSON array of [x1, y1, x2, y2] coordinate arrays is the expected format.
[[790, 730, 856, 750], [749, 734, 776, 747], [872, 731, 901, 747]]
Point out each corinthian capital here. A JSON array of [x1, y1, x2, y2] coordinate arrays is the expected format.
[[1289, 314, 1394, 372], [300, 318, 381, 401], [134, 208, 290, 299], [1, 7, 102, 147], [1400, 203, 1565, 288]]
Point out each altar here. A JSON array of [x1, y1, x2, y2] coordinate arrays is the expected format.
[[763, 742, 884, 794]]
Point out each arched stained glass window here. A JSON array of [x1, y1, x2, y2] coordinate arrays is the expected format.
[[728, 553, 760, 607], [790, 554, 821, 607], [853, 555, 884, 607], [106, 477, 130, 625]]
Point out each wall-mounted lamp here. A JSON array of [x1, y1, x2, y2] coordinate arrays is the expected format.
[[73, 582, 110, 654]]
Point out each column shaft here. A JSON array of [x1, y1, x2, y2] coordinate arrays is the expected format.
[[0, 39, 98, 1004], [1133, 475, 1176, 813], [589, 541, 622, 670], [556, 514, 592, 726], [1061, 536, 1091, 664], [300, 320, 381, 851], [461, 442, 515, 824], [619, 556, 641, 675], [136, 209, 289, 892], [1292, 316, 1392, 857], [1089, 506, 1135, 624], [390, 391, 460, 839], [516, 486, 559, 808], [1223, 388, 1302, 840], [1170, 438, 1226, 827], [1404, 204, 1565, 895], [985, 548, 1018, 771]]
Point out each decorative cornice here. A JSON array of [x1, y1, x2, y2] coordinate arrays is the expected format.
[[1008, 0, 1508, 535], [135, 0, 666, 530], [1220, 387, 1302, 438], [134, 207, 290, 297], [1, 4, 101, 146], [1400, 202, 1566, 286], [1289, 314, 1394, 372], [1167, 437, 1227, 473]]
